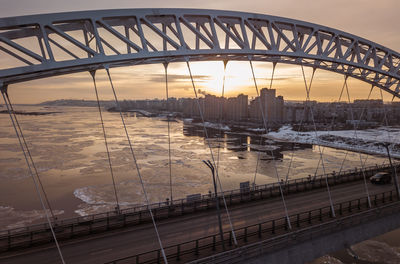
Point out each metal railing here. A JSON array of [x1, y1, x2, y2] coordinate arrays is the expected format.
[[106, 190, 398, 264], [0, 162, 397, 253], [192, 199, 400, 264]]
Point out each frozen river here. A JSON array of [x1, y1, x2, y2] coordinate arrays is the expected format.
[[1, 105, 400, 263], [0, 105, 390, 228]]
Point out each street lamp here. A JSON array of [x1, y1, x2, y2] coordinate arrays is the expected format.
[[203, 160, 225, 250]]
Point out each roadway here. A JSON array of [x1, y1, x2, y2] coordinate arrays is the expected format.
[[0, 179, 396, 264]]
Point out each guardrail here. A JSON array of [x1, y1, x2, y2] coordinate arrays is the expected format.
[[106, 190, 399, 264], [0, 162, 397, 253], [192, 199, 400, 264]]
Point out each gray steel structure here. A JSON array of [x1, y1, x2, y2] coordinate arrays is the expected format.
[[0, 8, 400, 98]]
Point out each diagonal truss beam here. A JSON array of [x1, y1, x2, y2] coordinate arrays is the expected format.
[[0, 8, 398, 99]]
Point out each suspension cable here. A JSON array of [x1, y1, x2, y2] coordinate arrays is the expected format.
[[249, 59, 292, 229], [311, 77, 346, 178], [90, 71, 120, 212], [300, 65, 336, 217], [355, 87, 394, 168], [284, 68, 317, 183], [215, 61, 228, 174], [380, 89, 392, 137], [253, 63, 276, 188], [380, 88, 394, 150], [343, 76, 371, 207], [104, 66, 168, 263], [186, 60, 238, 246], [337, 85, 374, 174], [164, 63, 174, 203], [312, 79, 373, 178], [3, 92, 56, 221], [345, 87, 396, 169], [1, 89, 65, 264], [380, 89, 400, 194], [252, 137, 263, 187]]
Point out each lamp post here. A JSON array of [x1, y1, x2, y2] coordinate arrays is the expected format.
[[203, 160, 225, 250]]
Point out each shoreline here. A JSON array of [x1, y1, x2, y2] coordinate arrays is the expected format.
[[185, 120, 400, 159], [267, 126, 400, 159]]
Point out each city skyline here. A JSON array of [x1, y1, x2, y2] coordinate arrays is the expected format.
[[1, 4, 400, 264], [77, 89, 398, 126]]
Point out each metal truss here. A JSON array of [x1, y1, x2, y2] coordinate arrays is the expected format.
[[0, 8, 400, 98]]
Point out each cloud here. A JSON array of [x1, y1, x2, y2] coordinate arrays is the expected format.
[[147, 73, 214, 83], [2, 1, 400, 103]]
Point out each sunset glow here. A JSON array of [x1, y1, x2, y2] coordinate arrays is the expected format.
[[2, 2, 400, 264], [2, 0, 400, 104]]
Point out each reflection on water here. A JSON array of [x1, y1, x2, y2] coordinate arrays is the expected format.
[[0, 106, 388, 223], [184, 124, 400, 264], [0, 106, 383, 209], [183, 122, 314, 160], [1, 106, 399, 263]]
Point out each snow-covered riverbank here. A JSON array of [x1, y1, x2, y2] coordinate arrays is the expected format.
[[267, 126, 400, 159]]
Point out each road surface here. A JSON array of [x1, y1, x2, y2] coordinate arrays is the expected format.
[[0, 179, 395, 264]]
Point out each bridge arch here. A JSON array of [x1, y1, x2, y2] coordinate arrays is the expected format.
[[0, 8, 399, 98]]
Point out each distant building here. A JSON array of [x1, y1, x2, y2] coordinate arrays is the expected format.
[[181, 93, 249, 122], [276, 95, 284, 122], [284, 102, 303, 123], [224, 94, 248, 121], [182, 98, 197, 117], [249, 88, 284, 124], [353, 99, 383, 107], [204, 94, 220, 120]]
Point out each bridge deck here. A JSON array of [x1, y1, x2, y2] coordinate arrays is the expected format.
[[0, 171, 398, 264], [0, 163, 393, 251]]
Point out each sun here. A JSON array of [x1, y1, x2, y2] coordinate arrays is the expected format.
[[185, 61, 225, 95], [184, 61, 265, 97]]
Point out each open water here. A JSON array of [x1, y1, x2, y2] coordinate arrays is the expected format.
[[0, 105, 398, 263]]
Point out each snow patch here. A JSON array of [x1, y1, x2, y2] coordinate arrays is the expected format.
[[268, 126, 400, 158]]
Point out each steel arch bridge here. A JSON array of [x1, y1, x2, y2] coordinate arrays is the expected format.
[[0, 8, 400, 98]]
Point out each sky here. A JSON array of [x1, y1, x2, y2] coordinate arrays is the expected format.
[[1, 0, 400, 103]]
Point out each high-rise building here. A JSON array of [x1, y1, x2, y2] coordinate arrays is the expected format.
[[275, 95, 284, 122], [204, 94, 220, 120], [225, 94, 248, 121], [249, 88, 284, 124]]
